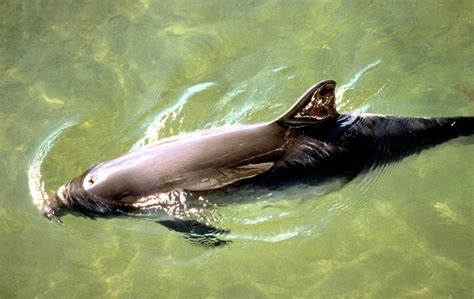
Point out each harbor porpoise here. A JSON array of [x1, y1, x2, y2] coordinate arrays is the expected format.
[[41, 80, 474, 245]]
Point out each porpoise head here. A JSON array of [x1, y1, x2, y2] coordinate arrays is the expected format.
[[40, 174, 120, 221]]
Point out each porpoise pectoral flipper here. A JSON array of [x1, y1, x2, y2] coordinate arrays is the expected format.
[[157, 219, 230, 247]]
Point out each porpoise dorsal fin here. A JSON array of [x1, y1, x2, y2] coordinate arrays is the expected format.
[[277, 80, 339, 125]]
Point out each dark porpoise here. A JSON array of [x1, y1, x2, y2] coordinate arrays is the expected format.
[[41, 80, 474, 245]]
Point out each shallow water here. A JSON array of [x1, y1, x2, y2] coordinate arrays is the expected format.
[[1, 1, 473, 298]]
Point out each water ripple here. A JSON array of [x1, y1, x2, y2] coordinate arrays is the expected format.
[[27, 121, 78, 210], [336, 60, 382, 110], [130, 82, 216, 151], [226, 230, 301, 243]]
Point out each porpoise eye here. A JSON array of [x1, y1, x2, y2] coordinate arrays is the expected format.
[[86, 175, 95, 186]]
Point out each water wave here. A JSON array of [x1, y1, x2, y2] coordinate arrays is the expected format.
[[27, 121, 77, 210], [226, 230, 300, 243], [130, 82, 216, 151], [336, 60, 382, 110]]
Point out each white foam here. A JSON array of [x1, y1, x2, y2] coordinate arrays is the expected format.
[[27, 121, 77, 210]]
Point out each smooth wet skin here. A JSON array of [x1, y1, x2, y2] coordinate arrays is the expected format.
[[84, 123, 287, 198], [42, 80, 474, 245]]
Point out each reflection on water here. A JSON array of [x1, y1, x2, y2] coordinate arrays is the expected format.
[[1, 0, 473, 298]]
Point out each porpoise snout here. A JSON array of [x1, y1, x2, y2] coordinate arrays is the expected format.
[[41, 191, 66, 222]]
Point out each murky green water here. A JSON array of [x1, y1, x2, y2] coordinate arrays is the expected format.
[[1, 1, 473, 298]]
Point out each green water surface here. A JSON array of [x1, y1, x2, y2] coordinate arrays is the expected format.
[[1, 1, 473, 298]]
